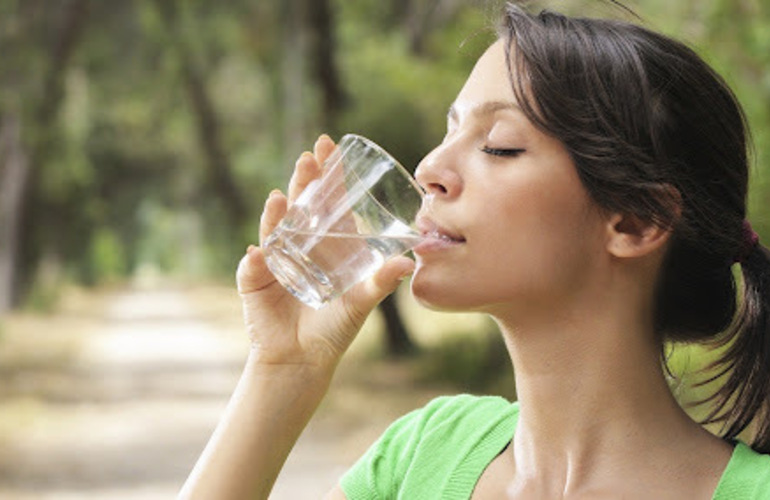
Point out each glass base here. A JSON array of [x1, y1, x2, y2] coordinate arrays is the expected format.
[[263, 237, 337, 309]]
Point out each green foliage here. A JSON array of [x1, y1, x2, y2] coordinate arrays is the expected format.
[[416, 329, 515, 396], [90, 228, 127, 283], [3, 0, 769, 302], [336, 1, 490, 171], [340, 35, 442, 170], [25, 285, 61, 314], [24, 257, 66, 313]]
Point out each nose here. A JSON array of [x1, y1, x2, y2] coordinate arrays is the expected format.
[[414, 144, 462, 199]]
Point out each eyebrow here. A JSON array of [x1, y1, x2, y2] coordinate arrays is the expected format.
[[447, 100, 522, 122]]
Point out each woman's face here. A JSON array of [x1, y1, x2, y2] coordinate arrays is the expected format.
[[410, 40, 610, 317]]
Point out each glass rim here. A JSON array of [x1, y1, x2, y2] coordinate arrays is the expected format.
[[339, 133, 426, 199]]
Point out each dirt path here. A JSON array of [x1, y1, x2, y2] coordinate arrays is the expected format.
[[0, 283, 446, 499]]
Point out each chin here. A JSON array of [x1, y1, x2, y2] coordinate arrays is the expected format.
[[409, 273, 485, 313]]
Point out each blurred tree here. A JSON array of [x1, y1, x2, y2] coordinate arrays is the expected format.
[[0, 114, 28, 313], [152, 0, 248, 235], [1, 0, 766, 349], [402, 0, 467, 56], [280, 0, 310, 168], [307, 0, 348, 133], [0, 0, 89, 312], [310, 0, 417, 356]]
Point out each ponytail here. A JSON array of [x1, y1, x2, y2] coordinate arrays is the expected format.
[[700, 241, 770, 453]]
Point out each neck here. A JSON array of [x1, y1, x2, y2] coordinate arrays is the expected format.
[[493, 286, 705, 494]]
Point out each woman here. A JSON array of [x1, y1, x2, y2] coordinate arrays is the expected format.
[[180, 4, 770, 499]]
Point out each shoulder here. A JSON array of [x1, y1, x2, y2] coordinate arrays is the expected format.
[[340, 395, 517, 500], [359, 394, 516, 449], [413, 393, 518, 426], [714, 441, 770, 499], [389, 394, 518, 447], [360, 393, 516, 457]]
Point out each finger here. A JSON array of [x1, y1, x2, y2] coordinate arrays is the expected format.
[[236, 245, 278, 295], [259, 190, 288, 245], [314, 134, 336, 167], [287, 152, 322, 204], [344, 256, 415, 319]]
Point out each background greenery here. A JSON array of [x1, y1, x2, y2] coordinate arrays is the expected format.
[[1, 0, 768, 310], [1, 0, 768, 384]]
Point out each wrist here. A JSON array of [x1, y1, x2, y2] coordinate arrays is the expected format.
[[244, 345, 337, 391]]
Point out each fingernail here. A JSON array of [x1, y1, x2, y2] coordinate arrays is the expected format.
[[246, 244, 258, 256], [295, 152, 312, 166], [268, 189, 281, 199]]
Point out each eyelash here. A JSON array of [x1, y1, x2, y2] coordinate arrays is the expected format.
[[480, 146, 525, 157]]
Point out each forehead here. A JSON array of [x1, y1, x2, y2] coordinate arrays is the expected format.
[[452, 40, 517, 117]]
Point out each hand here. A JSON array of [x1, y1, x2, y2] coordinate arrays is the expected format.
[[236, 134, 415, 371]]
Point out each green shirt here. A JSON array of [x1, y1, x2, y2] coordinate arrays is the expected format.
[[341, 394, 770, 499]]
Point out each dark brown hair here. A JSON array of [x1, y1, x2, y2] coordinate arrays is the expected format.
[[499, 3, 770, 452]]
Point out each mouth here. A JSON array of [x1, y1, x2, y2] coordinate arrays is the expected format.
[[416, 216, 466, 244]]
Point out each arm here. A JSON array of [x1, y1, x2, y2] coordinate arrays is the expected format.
[[178, 351, 333, 499], [178, 135, 413, 500]]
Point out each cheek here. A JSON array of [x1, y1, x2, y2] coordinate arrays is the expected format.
[[410, 172, 605, 311], [475, 186, 603, 294]]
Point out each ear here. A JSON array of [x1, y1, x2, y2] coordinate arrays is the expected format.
[[606, 213, 672, 258], [606, 185, 681, 259]]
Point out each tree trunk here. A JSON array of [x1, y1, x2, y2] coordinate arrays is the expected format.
[[180, 56, 248, 228], [405, 0, 465, 57], [280, 0, 310, 170], [380, 293, 417, 356], [13, 0, 90, 308], [391, 0, 412, 24], [0, 114, 29, 315], [306, 0, 347, 133], [153, 0, 248, 230], [304, 0, 416, 356]]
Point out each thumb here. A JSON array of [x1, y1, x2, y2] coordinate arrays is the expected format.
[[345, 256, 415, 316], [236, 245, 279, 295]]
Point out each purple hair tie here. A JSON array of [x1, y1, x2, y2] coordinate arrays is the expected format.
[[735, 220, 760, 264]]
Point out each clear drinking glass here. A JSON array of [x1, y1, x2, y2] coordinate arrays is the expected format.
[[263, 134, 425, 309]]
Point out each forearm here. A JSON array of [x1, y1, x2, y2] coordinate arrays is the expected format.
[[179, 348, 335, 500]]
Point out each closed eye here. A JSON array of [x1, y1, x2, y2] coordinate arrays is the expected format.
[[481, 146, 526, 157]]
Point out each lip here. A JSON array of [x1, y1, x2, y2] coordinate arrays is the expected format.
[[413, 216, 466, 255]]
